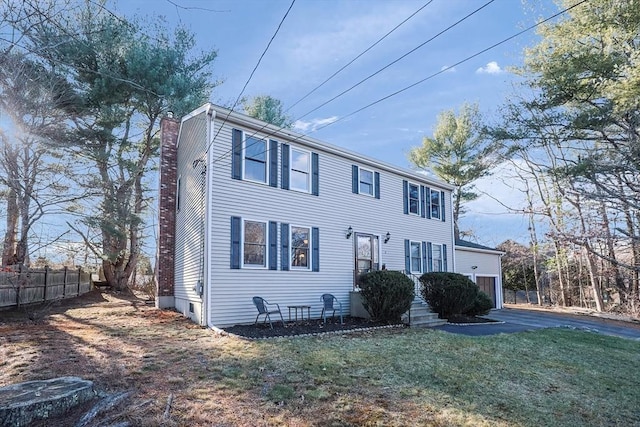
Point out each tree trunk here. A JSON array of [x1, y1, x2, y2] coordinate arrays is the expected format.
[[2, 189, 18, 266]]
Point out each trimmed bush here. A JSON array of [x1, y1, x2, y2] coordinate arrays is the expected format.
[[464, 291, 494, 316], [358, 270, 415, 323], [419, 272, 479, 318]]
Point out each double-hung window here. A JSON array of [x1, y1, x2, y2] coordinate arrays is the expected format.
[[244, 136, 267, 183], [290, 148, 311, 192], [432, 244, 442, 272], [243, 220, 267, 267], [291, 225, 311, 269], [410, 241, 422, 273], [359, 168, 374, 196], [408, 183, 420, 215], [430, 189, 441, 219]]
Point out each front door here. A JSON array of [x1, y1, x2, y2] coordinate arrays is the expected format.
[[354, 233, 379, 287]]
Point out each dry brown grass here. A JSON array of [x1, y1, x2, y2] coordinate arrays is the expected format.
[[1, 290, 639, 426]]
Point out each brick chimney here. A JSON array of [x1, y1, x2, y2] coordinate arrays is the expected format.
[[156, 114, 179, 309]]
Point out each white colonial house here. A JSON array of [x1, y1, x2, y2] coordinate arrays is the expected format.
[[155, 104, 503, 328]]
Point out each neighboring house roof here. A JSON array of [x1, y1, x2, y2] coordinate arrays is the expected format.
[[455, 238, 504, 255], [197, 103, 455, 191]]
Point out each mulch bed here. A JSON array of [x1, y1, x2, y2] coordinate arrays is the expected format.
[[221, 314, 497, 338], [222, 316, 403, 339]]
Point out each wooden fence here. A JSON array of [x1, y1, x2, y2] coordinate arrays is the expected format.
[[0, 266, 92, 308]]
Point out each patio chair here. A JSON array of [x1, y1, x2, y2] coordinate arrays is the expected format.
[[321, 293, 343, 325], [252, 296, 284, 329]]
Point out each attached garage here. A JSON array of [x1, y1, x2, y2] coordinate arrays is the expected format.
[[454, 239, 504, 309]]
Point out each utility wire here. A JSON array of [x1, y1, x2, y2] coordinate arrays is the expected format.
[[209, 0, 493, 164], [286, 0, 435, 112], [210, 0, 588, 169], [310, 0, 589, 134], [207, 0, 296, 152]]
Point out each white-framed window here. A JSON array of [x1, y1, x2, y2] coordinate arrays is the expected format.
[[430, 189, 441, 219], [242, 219, 267, 268], [410, 241, 422, 273], [291, 225, 311, 269], [408, 183, 420, 215], [432, 244, 442, 272], [290, 147, 311, 192], [243, 136, 268, 183], [359, 168, 374, 196]]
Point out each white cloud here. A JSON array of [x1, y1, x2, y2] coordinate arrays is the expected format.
[[440, 65, 456, 73], [476, 61, 503, 74], [293, 116, 339, 132]]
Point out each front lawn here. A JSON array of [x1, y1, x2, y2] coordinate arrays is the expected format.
[[1, 291, 638, 426]]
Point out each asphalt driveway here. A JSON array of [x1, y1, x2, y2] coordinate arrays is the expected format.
[[435, 307, 640, 340]]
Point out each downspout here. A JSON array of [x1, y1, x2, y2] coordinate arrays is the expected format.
[[449, 190, 456, 273], [202, 104, 215, 327]]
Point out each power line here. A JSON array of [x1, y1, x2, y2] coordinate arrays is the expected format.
[[310, 0, 589, 133], [286, 0, 435, 113], [210, 0, 588, 170], [207, 0, 296, 152], [210, 0, 495, 165]]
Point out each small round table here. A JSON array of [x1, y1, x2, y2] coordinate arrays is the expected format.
[[287, 305, 311, 322]]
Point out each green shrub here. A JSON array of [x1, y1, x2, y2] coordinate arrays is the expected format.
[[359, 270, 415, 323], [419, 272, 479, 318], [464, 291, 494, 316]]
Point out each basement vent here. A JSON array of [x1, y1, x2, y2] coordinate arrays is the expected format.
[[189, 303, 194, 313]]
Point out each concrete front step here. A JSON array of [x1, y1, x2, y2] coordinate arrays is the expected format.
[[403, 304, 447, 328]]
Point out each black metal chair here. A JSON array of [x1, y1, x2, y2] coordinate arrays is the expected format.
[[252, 296, 284, 329], [321, 293, 343, 324]]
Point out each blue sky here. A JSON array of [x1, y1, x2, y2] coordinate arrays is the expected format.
[[115, 0, 561, 247]]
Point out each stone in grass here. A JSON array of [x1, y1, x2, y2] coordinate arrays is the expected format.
[[0, 376, 95, 427]]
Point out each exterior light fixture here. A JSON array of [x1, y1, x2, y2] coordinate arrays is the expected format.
[[384, 232, 391, 243], [346, 226, 353, 239], [471, 265, 478, 270]]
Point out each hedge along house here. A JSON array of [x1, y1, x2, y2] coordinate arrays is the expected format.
[[455, 239, 505, 309], [157, 104, 460, 328]]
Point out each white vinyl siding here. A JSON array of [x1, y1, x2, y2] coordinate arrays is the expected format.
[[176, 105, 454, 327]]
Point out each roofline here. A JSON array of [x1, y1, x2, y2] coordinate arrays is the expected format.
[[205, 103, 455, 191], [455, 245, 505, 256]]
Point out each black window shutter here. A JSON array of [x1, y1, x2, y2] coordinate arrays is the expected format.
[[425, 187, 431, 219], [422, 241, 427, 274], [427, 242, 433, 272], [312, 152, 319, 196], [404, 239, 410, 273], [269, 221, 278, 270], [352, 165, 359, 194], [230, 216, 241, 269], [441, 191, 446, 222], [402, 180, 408, 214], [269, 140, 278, 187], [280, 223, 290, 271], [312, 227, 319, 272], [420, 185, 426, 218], [374, 172, 380, 199], [231, 129, 243, 180], [442, 243, 448, 271], [281, 144, 290, 190]]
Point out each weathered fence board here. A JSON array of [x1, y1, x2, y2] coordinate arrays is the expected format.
[[0, 267, 92, 308]]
